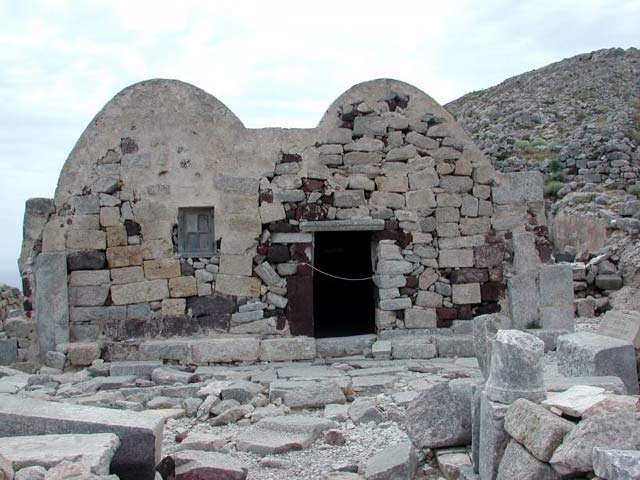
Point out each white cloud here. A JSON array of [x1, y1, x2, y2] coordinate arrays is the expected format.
[[0, 0, 636, 286]]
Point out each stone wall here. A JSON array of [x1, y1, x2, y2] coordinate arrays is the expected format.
[[19, 78, 557, 358]]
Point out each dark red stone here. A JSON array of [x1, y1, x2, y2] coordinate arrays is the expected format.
[[291, 243, 312, 262], [269, 222, 296, 233], [257, 243, 269, 256], [405, 276, 418, 288], [281, 153, 302, 163], [120, 137, 139, 154], [67, 251, 106, 271], [276, 316, 287, 330], [399, 232, 413, 249], [175, 433, 187, 443], [476, 303, 501, 315], [437, 307, 457, 321], [287, 271, 314, 336], [302, 178, 325, 192], [187, 294, 235, 319], [385, 220, 399, 231], [188, 374, 202, 384]]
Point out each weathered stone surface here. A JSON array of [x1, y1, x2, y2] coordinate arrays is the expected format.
[[485, 330, 545, 404], [539, 264, 574, 330], [404, 308, 437, 329], [544, 375, 627, 394], [452, 283, 481, 305], [473, 313, 508, 380], [550, 412, 640, 477], [106, 246, 143, 268], [35, 252, 69, 355], [541, 385, 608, 417], [110, 361, 162, 379], [67, 250, 106, 271], [599, 310, 640, 348], [492, 172, 544, 205], [316, 335, 377, 358], [507, 271, 539, 330], [191, 338, 260, 364], [363, 441, 417, 480], [254, 262, 282, 286], [69, 270, 111, 286], [259, 337, 316, 362], [479, 391, 510, 480], [496, 440, 560, 480], [174, 450, 248, 479], [405, 379, 475, 448], [111, 280, 169, 305], [66, 230, 107, 250], [0, 433, 120, 474], [0, 339, 17, 367], [593, 447, 640, 480], [67, 342, 101, 366], [169, 276, 197, 298], [215, 274, 261, 298], [439, 249, 474, 268], [282, 381, 346, 409], [236, 416, 336, 455], [557, 331, 639, 395], [0, 395, 163, 480], [348, 398, 384, 425], [437, 452, 473, 480], [143, 259, 181, 279], [391, 338, 437, 359], [504, 399, 574, 462]]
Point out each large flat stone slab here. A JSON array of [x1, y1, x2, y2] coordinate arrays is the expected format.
[[0, 433, 119, 474], [599, 310, 640, 348], [236, 415, 336, 455], [557, 332, 639, 394], [174, 450, 248, 479], [0, 395, 163, 480]]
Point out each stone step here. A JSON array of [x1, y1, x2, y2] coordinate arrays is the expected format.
[[0, 433, 120, 475], [0, 395, 163, 480]]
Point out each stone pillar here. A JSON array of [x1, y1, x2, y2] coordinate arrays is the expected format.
[[35, 252, 69, 357], [479, 330, 545, 480], [485, 330, 545, 404], [473, 313, 509, 380]]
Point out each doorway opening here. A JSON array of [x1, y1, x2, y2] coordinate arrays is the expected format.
[[313, 231, 375, 338]]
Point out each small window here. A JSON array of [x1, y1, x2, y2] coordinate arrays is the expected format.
[[178, 207, 215, 257]]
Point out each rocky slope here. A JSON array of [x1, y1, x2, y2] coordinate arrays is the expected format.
[[446, 47, 640, 186], [447, 47, 640, 291]]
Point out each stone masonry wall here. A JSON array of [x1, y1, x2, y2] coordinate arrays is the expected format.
[[19, 79, 555, 358]]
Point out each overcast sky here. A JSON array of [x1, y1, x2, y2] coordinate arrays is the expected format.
[[0, 0, 638, 288]]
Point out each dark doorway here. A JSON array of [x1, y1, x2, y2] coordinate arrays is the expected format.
[[313, 231, 375, 338]]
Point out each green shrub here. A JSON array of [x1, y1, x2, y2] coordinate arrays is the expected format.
[[548, 158, 562, 173], [627, 184, 640, 198], [544, 181, 565, 198], [548, 172, 567, 183]]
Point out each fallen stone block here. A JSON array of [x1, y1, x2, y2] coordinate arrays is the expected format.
[[174, 450, 248, 479], [550, 412, 640, 477], [557, 331, 639, 394], [496, 440, 560, 480], [175, 433, 234, 452], [363, 441, 417, 480], [472, 313, 507, 379], [0, 433, 119, 475], [110, 361, 163, 380], [405, 379, 476, 448], [281, 381, 346, 409], [151, 367, 195, 385], [598, 309, 640, 348], [351, 375, 396, 394], [66, 342, 101, 366], [544, 374, 627, 394], [437, 451, 473, 480], [0, 395, 163, 480], [259, 337, 316, 362], [504, 399, 574, 462], [236, 415, 336, 455], [541, 385, 607, 417], [348, 398, 384, 425], [593, 447, 640, 480]]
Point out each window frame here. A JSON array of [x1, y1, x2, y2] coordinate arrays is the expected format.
[[177, 207, 216, 258]]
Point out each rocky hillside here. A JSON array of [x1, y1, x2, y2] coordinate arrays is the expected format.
[[446, 48, 640, 189]]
